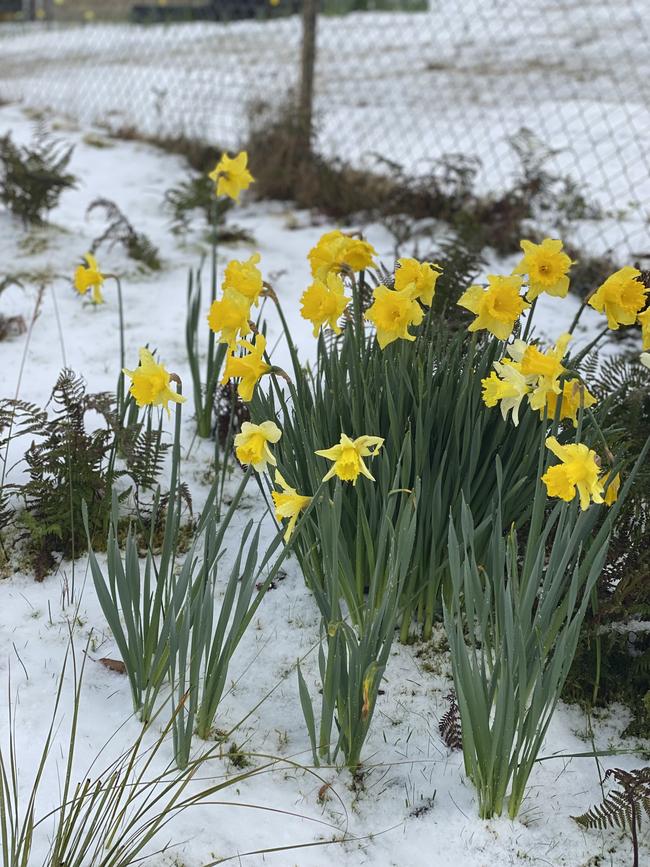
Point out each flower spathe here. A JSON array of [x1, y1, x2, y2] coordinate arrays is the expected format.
[[123, 348, 185, 416], [513, 238, 573, 301], [394, 257, 442, 306], [308, 230, 376, 281], [315, 433, 384, 484], [207, 290, 252, 347], [458, 274, 529, 340], [221, 333, 272, 402], [481, 360, 531, 427], [74, 253, 105, 305], [603, 472, 620, 507], [541, 436, 604, 510], [300, 272, 350, 337], [365, 284, 424, 349], [271, 470, 312, 540], [234, 421, 281, 472], [223, 253, 264, 306], [588, 266, 648, 330], [208, 151, 254, 202]]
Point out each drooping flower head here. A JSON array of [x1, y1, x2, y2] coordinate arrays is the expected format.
[[123, 348, 186, 417], [234, 420, 281, 472], [74, 253, 105, 305], [513, 238, 573, 301], [308, 230, 376, 281], [271, 470, 312, 540], [541, 436, 604, 510], [481, 360, 531, 427], [315, 433, 384, 485], [221, 333, 272, 402], [208, 151, 254, 202], [223, 253, 264, 306], [457, 274, 528, 340], [588, 266, 648, 330], [394, 257, 442, 306], [517, 332, 572, 412], [207, 290, 252, 347], [543, 379, 597, 426], [365, 284, 424, 349], [300, 272, 351, 337]]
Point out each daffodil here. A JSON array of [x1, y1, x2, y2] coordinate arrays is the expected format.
[[271, 470, 312, 540], [637, 307, 650, 350], [519, 332, 571, 411], [315, 433, 384, 484], [300, 272, 350, 336], [588, 266, 648, 329], [221, 333, 272, 402], [513, 238, 573, 301], [123, 348, 185, 416], [74, 253, 105, 304], [234, 420, 281, 472], [543, 378, 597, 426], [208, 151, 254, 201], [481, 360, 531, 426], [458, 274, 528, 340], [394, 258, 442, 306], [223, 253, 264, 306], [541, 436, 604, 510], [365, 284, 424, 348], [603, 472, 620, 507], [308, 230, 376, 281], [207, 290, 252, 346]]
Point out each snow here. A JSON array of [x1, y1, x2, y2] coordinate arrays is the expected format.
[[1, 102, 648, 866], [1, 2, 650, 257]]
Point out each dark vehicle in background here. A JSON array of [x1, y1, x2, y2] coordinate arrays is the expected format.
[[131, 0, 301, 23]]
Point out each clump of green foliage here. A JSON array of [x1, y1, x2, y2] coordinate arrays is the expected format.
[[0, 125, 76, 224], [87, 198, 162, 270], [1, 369, 169, 579], [564, 351, 650, 736], [164, 172, 251, 243]]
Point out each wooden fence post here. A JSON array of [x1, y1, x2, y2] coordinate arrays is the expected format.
[[298, 0, 318, 157]]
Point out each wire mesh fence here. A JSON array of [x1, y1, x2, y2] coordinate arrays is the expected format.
[[0, 0, 649, 256]]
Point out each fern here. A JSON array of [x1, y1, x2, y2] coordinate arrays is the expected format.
[[87, 198, 162, 271], [438, 690, 462, 751], [573, 768, 650, 867], [0, 124, 76, 224]]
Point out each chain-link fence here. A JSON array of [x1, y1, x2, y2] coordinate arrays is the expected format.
[[0, 0, 649, 256]]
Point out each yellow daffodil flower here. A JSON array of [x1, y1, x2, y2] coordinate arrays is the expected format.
[[481, 360, 531, 426], [544, 378, 597, 426], [308, 230, 376, 281], [315, 433, 384, 484], [513, 238, 573, 301], [457, 274, 528, 341], [365, 284, 424, 349], [300, 272, 350, 337], [603, 472, 620, 507], [394, 257, 442, 307], [207, 290, 252, 347], [221, 333, 272, 402], [637, 307, 650, 350], [519, 332, 571, 411], [123, 348, 185, 416], [541, 436, 604, 510], [74, 253, 105, 304], [588, 266, 648, 329], [271, 470, 312, 540], [223, 253, 264, 306], [208, 151, 254, 202], [234, 420, 281, 472]]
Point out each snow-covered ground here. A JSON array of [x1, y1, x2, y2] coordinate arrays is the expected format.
[[1, 103, 648, 866], [1, 2, 649, 257]]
